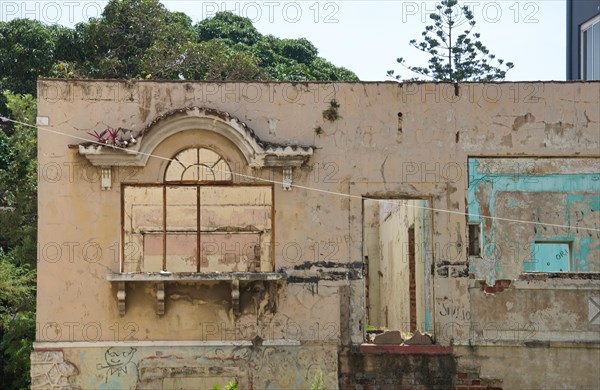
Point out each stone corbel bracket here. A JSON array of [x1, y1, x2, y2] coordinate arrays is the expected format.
[[107, 272, 285, 317], [74, 106, 314, 190], [117, 281, 126, 317], [231, 279, 241, 317], [156, 282, 165, 316]]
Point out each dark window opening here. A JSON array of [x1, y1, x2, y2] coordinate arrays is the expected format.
[[468, 223, 481, 257]]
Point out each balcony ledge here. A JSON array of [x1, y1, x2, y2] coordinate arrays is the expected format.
[[107, 272, 285, 317], [107, 271, 285, 282]]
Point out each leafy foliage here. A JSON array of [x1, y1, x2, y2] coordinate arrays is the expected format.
[[211, 380, 239, 390], [147, 10, 358, 81], [77, 0, 174, 78], [388, 0, 513, 81], [0, 252, 36, 318], [279, 38, 318, 65], [0, 19, 56, 96], [0, 1, 358, 88], [197, 11, 260, 46], [142, 38, 267, 81], [0, 91, 37, 267], [310, 368, 325, 390], [322, 99, 341, 121], [0, 19, 58, 117], [0, 91, 37, 390]]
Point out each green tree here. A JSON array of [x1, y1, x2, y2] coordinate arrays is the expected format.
[[142, 38, 267, 80], [46, 24, 85, 78], [0, 4, 358, 85], [147, 10, 359, 81], [77, 0, 176, 78], [0, 19, 58, 118], [388, 0, 513, 82], [196, 11, 260, 46], [279, 38, 318, 65], [0, 20, 83, 102], [0, 249, 36, 390], [47, 24, 84, 64], [0, 91, 37, 267], [0, 19, 56, 96], [0, 91, 37, 390]]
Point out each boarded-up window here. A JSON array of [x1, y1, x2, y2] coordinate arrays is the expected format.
[[122, 148, 272, 273], [123, 186, 163, 273]]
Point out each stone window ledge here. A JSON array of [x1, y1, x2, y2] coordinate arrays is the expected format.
[[107, 272, 284, 282], [107, 272, 285, 317]]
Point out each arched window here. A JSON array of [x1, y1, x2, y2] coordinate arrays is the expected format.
[[165, 147, 232, 182]]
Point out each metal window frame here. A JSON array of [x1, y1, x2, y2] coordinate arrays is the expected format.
[[580, 14, 600, 80]]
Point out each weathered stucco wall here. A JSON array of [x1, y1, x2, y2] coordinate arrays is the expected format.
[[34, 80, 600, 389], [363, 199, 382, 327], [32, 344, 337, 390]]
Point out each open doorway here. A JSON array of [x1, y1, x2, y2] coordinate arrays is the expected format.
[[363, 198, 434, 341]]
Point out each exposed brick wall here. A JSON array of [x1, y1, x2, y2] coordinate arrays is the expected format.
[[339, 347, 456, 390], [479, 279, 511, 294], [339, 347, 504, 390], [455, 367, 503, 390]]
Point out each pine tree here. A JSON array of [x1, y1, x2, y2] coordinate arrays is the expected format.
[[388, 0, 514, 82]]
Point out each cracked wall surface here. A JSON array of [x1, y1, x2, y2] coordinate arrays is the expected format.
[[35, 80, 600, 389]]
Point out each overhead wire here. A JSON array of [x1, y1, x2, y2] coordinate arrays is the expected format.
[[1, 114, 598, 233]]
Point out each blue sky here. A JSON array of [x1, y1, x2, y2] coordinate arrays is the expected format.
[[0, 1, 567, 81]]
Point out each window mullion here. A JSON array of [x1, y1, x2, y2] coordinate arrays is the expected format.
[[163, 185, 167, 272], [197, 185, 201, 272]]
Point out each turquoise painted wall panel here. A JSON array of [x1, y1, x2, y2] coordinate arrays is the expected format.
[[525, 242, 571, 272], [467, 158, 599, 278]]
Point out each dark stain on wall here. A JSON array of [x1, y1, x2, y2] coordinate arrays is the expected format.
[[339, 347, 457, 390]]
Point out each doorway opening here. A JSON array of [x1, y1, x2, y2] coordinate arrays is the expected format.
[[363, 198, 434, 341]]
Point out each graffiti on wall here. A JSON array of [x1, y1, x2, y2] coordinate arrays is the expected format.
[[97, 347, 139, 384]]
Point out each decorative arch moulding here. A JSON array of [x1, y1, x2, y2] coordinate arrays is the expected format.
[[71, 106, 314, 169]]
